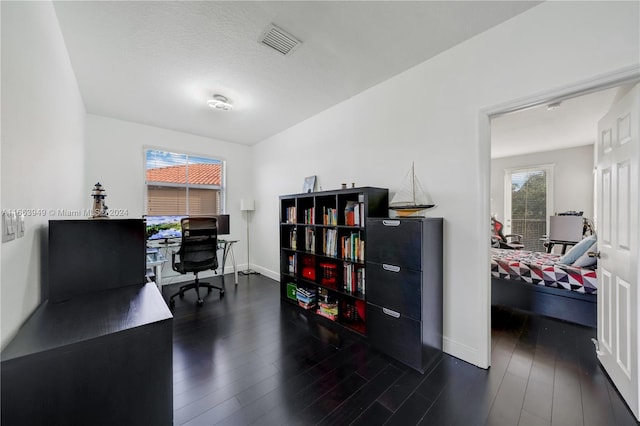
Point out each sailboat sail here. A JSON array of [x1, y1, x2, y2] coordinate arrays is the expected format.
[[390, 163, 435, 214]]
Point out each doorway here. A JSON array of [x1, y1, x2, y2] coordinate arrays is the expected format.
[[480, 67, 640, 418]]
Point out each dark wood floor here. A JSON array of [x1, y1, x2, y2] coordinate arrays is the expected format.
[[163, 274, 638, 426]]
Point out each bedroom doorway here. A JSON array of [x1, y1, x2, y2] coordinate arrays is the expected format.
[[484, 70, 640, 421]]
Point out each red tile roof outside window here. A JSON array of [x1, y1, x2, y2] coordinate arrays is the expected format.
[[146, 164, 222, 186]]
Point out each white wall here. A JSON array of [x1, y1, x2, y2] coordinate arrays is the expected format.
[[1, 2, 86, 348], [84, 115, 254, 284], [491, 144, 595, 239], [252, 1, 639, 368]]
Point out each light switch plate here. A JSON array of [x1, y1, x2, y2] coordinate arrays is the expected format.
[[2, 212, 17, 243], [16, 214, 25, 238]]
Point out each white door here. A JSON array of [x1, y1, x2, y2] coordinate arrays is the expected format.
[[596, 83, 640, 420]]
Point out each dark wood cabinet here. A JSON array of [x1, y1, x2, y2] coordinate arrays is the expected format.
[[366, 217, 443, 373], [1, 283, 173, 426], [279, 187, 388, 336], [1, 219, 173, 425]]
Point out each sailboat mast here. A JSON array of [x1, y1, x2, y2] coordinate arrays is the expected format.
[[411, 162, 416, 204]]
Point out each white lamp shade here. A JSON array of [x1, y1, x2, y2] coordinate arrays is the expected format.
[[240, 199, 255, 211]]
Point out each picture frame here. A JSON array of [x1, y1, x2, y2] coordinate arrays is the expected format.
[[303, 175, 316, 193]]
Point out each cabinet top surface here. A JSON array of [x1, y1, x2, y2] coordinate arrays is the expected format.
[[367, 217, 443, 221], [1, 283, 172, 362]]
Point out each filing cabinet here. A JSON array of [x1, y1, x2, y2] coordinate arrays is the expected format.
[[366, 217, 443, 373]]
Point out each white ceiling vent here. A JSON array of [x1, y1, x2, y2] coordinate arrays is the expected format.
[[260, 24, 301, 55]]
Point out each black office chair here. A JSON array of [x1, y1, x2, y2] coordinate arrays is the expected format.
[[168, 217, 224, 307], [491, 217, 524, 250]]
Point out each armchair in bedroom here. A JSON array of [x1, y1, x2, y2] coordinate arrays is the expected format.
[[491, 216, 524, 250]]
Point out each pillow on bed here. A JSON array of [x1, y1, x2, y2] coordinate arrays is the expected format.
[[558, 235, 597, 265], [572, 241, 597, 268]]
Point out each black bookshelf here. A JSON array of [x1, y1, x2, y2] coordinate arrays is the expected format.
[[279, 187, 388, 336]]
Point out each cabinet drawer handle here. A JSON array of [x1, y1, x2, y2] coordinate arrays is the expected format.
[[382, 307, 400, 318], [382, 264, 400, 273], [382, 220, 400, 227]]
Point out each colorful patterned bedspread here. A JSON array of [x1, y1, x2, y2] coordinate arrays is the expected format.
[[491, 248, 597, 294]]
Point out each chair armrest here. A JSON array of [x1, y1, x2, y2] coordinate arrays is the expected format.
[[171, 251, 180, 273]]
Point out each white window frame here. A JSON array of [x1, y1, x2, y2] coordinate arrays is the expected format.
[[143, 147, 227, 215], [503, 163, 554, 237]]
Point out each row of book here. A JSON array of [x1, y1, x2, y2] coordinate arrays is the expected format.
[[304, 228, 315, 253], [344, 201, 365, 227], [303, 207, 314, 224], [322, 228, 338, 257], [289, 230, 363, 261], [341, 232, 364, 262], [284, 206, 296, 224], [323, 207, 338, 225], [287, 283, 364, 321], [285, 203, 364, 226], [343, 263, 365, 294], [288, 253, 297, 274]]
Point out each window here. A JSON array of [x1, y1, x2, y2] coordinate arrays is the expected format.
[[504, 164, 554, 252], [145, 149, 225, 215]]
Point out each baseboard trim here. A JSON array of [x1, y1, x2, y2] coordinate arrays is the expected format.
[[443, 336, 487, 369]]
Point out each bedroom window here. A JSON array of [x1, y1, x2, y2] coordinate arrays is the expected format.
[[504, 164, 554, 252], [144, 149, 226, 215]]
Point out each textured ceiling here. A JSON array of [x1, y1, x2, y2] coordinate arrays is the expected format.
[[52, 1, 541, 145]]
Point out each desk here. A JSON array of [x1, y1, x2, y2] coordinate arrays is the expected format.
[[147, 239, 238, 286], [147, 248, 168, 290], [219, 239, 239, 285]]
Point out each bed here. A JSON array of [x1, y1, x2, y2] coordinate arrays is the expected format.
[[491, 246, 598, 327]]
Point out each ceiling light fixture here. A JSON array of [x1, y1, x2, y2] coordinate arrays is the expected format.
[[207, 94, 233, 111]]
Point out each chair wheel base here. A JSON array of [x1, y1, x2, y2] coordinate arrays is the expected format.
[[197, 299, 204, 307]]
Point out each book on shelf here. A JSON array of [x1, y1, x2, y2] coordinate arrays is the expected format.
[[296, 287, 317, 309], [285, 206, 296, 224], [344, 201, 365, 227], [343, 263, 365, 294], [317, 302, 338, 321], [304, 207, 315, 224], [290, 228, 297, 250], [288, 253, 297, 274], [322, 228, 338, 257], [323, 207, 337, 225], [305, 228, 315, 253], [340, 232, 364, 262]]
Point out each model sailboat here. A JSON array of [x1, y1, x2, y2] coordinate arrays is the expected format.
[[389, 163, 435, 216]]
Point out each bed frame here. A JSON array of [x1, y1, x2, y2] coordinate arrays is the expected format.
[[491, 277, 597, 328]]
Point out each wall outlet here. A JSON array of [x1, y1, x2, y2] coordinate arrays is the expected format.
[[2, 211, 17, 243]]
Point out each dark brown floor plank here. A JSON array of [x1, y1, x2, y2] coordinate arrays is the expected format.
[[165, 278, 638, 426]]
